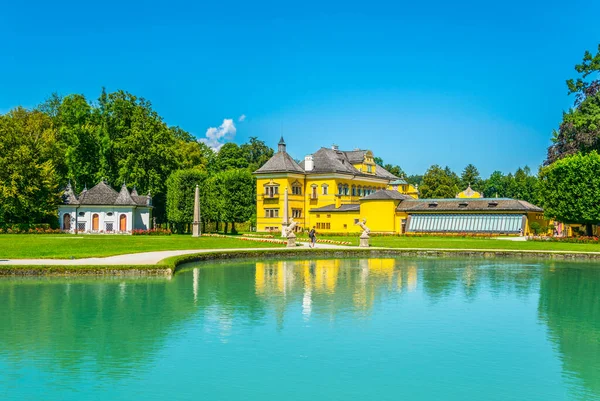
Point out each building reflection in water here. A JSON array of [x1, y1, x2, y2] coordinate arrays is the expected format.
[[254, 258, 418, 317]]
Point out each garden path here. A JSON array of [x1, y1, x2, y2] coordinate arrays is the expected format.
[[0, 241, 354, 266]]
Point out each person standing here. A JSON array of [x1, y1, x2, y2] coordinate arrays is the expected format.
[[308, 226, 317, 248]]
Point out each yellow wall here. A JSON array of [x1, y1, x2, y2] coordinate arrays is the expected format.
[[256, 174, 306, 232], [525, 212, 548, 235], [359, 199, 398, 233], [256, 172, 390, 232]]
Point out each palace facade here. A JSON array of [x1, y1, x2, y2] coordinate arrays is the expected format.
[[254, 138, 545, 235]]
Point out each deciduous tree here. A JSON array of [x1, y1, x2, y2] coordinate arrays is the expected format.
[[538, 151, 600, 235]]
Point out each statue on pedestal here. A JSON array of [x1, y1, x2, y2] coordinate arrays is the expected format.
[[285, 218, 298, 247], [356, 219, 370, 247]]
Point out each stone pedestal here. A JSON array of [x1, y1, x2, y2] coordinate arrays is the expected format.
[[192, 222, 200, 238], [359, 234, 370, 248], [286, 233, 296, 247]]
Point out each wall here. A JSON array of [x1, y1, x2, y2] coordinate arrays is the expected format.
[[359, 200, 399, 233]]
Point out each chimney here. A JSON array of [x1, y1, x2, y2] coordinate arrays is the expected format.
[[332, 144, 339, 151], [304, 155, 314, 171]]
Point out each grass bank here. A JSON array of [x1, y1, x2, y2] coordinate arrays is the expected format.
[[300, 234, 600, 252], [0, 234, 283, 259], [4, 247, 600, 276]]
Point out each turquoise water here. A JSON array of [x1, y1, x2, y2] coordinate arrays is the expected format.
[[0, 258, 599, 400]]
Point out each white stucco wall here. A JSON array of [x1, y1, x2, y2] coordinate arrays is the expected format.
[[58, 206, 151, 234], [134, 207, 151, 230]]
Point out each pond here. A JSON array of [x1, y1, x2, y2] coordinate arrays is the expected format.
[[0, 258, 599, 400]]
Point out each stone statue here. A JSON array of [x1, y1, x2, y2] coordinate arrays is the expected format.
[[355, 218, 370, 247], [285, 218, 297, 247], [284, 218, 298, 237], [356, 219, 370, 236]]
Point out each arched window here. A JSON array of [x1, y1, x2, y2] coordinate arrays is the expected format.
[[322, 184, 329, 195], [92, 213, 99, 231], [343, 184, 349, 196], [338, 184, 343, 195], [352, 185, 356, 196], [119, 214, 127, 231], [63, 214, 71, 231]]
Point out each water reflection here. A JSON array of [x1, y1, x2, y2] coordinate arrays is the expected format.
[[0, 258, 598, 400], [538, 264, 600, 399]]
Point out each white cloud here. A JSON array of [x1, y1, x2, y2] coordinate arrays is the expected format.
[[238, 114, 246, 122], [198, 118, 237, 151]]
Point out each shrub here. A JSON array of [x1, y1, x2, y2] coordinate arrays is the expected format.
[[131, 228, 172, 236]]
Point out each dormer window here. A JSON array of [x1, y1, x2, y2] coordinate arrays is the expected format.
[[367, 165, 373, 173], [428, 202, 438, 208], [458, 202, 468, 208], [488, 201, 498, 207]]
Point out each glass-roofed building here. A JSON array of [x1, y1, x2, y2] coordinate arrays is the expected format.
[[396, 198, 544, 234]]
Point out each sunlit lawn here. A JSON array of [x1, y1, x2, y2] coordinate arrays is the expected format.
[[313, 234, 600, 252], [0, 234, 283, 259]]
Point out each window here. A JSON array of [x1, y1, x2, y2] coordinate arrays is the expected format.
[[77, 222, 86, 232], [106, 212, 114, 217], [78, 212, 85, 217], [343, 185, 349, 196], [322, 184, 328, 195], [326, 214, 331, 218], [265, 185, 279, 197], [338, 184, 343, 195], [292, 209, 302, 218], [316, 222, 331, 230], [106, 222, 114, 232], [367, 165, 373, 173], [316, 214, 320, 218], [292, 185, 302, 195], [311, 185, 318, 199], [352, 186, 356, 196], [265, 209, 279, 218]]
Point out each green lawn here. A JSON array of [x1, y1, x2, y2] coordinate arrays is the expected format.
[[0, 234, 283, 259], [311, 234, 600, 252]]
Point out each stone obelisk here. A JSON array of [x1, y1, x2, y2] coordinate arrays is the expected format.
[[281, 187, 289, 238], [192, 184, 201, 237]]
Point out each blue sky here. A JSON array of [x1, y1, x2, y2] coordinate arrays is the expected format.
[[1, 0, 598, 176]]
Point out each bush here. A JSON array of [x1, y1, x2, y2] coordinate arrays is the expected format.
[[0, 223, 65, 234], [529, 236, 600, 244], [132, 228, 172, 236], [529, 222, 542, 235]]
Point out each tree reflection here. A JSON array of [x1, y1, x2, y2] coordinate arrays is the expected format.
[[0, 276, 198, 379], [538, 263, 600, 398]]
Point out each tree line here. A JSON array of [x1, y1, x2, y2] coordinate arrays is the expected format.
[[0, 89, 273, 230], [374, 160, 540, 204], [2, 45, 598, 234]]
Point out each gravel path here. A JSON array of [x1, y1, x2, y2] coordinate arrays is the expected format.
[[0, 242, 353, 266]]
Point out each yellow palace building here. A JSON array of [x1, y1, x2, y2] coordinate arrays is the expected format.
[[254, 138, 545, 235]]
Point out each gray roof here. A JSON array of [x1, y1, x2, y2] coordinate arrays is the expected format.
[[115, 183, 137, 205], [396, 198, 543, 213], [61, 182, 79, 205], [299, 147, 397, 179], [375, 164, 398, 179], [361, 190, 413, 201], [62, 180, 151, 207], [254, 150, 304, 174], [310, 204, 361, 213], [344, 150, 368, 164]]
